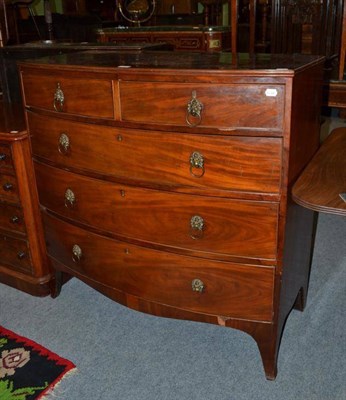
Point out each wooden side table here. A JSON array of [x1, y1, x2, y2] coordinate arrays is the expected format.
[[292, 127, 346, 216]]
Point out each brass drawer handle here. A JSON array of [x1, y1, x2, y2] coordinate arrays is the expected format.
[[190, 215, 204, 239], [3, 182, 13, 191], [192, 278, 205, 293], [10, 215, 21, 224], [0, 154, 6, 161], [64, 188, 76, 208], [72, 244, 82, 262], [189, 151, 205, 178], [17, 251, 26, 260], [186, 90, 203, 127], [58, 133, 70, 155], [53, 82, 65, 112]]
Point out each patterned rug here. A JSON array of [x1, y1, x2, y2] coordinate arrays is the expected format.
[[0, 326, 76, 399]]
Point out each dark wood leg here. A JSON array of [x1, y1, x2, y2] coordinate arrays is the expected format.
[[293, 286, 307, 311]]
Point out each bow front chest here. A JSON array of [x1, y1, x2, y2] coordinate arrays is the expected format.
[[18, 51, 324, 379]]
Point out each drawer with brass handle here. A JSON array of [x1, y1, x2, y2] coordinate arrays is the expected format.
[[44, 212, 275, 321], [28, 113, 282, 197], [20, 70, 114, 118], [0, 233, 31, 273], [119, 81, 285, 130], [35, 162, 279, 262]]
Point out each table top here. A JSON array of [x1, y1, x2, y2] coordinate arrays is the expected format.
[[292, 127, 346, 216]]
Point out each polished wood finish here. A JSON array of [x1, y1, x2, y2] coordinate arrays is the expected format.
[[19, 51, 324, 379], [292, 128, 346, 216], [0, 101, 53, 295], [339, 2, 346, 80]]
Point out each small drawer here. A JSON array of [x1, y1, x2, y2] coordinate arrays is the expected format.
[[0, 174, 19, 203], [0, 144, 14, 171], [35, 163, 279, 261], [28, 113, 282, 195], [119, 81, 285, 130], [21, 70, 114, 118], [0, 203, 26, 234], [44, 213, 275, 321], [0, 233, 31, 273]]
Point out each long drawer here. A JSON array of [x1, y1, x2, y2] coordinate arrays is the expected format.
[[43, 213, 275, 321], [0, 233, 31, 272], [0, 203, 26, 234], [35, 162, 278, 261], [119, 81, 285, 130], [21, 70, 114, 118], [28, 113, 282, 195]]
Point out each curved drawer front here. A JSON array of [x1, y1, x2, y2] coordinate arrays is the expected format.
[[0, 204, 26, 234], [0, 233, 31, 272], [120, 81, 284, 130], [35, 162, 278, 261], [28, 113, 282, 195], [0, 174, 19, 203], [44, 213, 274, 321], [0, 145, 14, 172], [21, 71, 114, 118]]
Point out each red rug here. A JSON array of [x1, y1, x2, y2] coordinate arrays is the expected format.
[[0, 326, 76, 399]]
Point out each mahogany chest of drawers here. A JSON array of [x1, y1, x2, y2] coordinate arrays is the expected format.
[[18, 51, 324, 379], [0, 102, 52, 295]]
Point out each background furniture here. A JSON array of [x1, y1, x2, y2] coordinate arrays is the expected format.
[[19, 51, 324, 379], [0, 101, 53, 295]]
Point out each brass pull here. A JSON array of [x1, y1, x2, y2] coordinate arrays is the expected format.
[[64, 188, 76, 208], [53, 82, 64, 112], [58, 133, 70, 155], [17, 251, 26, 260], [72, 244, 82, 262], [189, 151, 205, 178], [3, 183, 13, 191], [0, 154, 6, 161], [190, 215, 204, 239], [186, 90, 203, 127], [192, 278, 205, 293]]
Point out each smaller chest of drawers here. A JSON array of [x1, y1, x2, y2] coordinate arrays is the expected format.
[[0, 102, 53, 296]]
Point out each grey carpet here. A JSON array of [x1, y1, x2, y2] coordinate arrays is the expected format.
[[0, 213, 345, 400]]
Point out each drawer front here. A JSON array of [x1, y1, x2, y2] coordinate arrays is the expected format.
[[36, 163, 278, 260], [28, 113, 282, 194], [0, 233, 31, 272], [0, 145, 13, 171], [119, 82, 284, 130], [0, 203, 26, 234], [0, 174, 19, 203], [21, 71, 114, 118], [44, 213, 274, 321]]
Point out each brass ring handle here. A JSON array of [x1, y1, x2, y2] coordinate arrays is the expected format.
[[0, 154, 6, 161], [186, 90, 203, 127], [58, 133, 70, 155], [191, 278, 205, 293], [10, 215, 20, 224], [17, 251, 26, 260], [189, 151, 205, 178], [190, 215, 204, 239], [72, 244, 82, 262], [64, 188, 76, 208], [53, 82, 65, 112]]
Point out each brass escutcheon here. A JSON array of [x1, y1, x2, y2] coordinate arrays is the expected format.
[[189, 151, 205, 178], [186, 90, 203, 127], [72, 244, 82, 262], [190, 215, 204, 239], [53, 82, 65, 112], [191, 278, 205, 293], [64, 188, 76, 208]]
